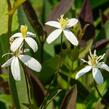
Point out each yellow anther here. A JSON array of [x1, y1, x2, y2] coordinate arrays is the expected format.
[[58, 15, 68, 29], [20, 25, 28, 38], [90, 56, 97, 67]]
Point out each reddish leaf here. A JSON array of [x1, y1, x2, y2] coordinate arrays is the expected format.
[[100, 11, 108, 24], [61, 85, 77, 109], [47, 0, 74, 21], [93, 39, 109, 50], [22, 0, 45, 37], [79, 0, 93, 23], [79, 0, 95, 41], [45, 0, 74, 33], [24, 67, 46, 106]]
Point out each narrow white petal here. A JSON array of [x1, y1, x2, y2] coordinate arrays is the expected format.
[[2, 57, 13, 67], [11, 33, 22, 38], [19, 55, 42, 72], [11, 38, 23, 52], [81, 59, 88, 63], [47, 29, 62, 44], [25, 37, 38, 52], [92, 68, 103, 84], [97, 62, 109, 72], [45, 21, 61, 28], [67, 18, 78, 28], [27, 32, 36, 37], [11, 57, 21, 80], [63, 30, 78, 46], [75, 66, 92, 79]]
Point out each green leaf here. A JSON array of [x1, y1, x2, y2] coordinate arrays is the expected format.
[[57, 74, 68, 90], [0, 0, 18, 35], [104, 20, 109, 38], [0, 94, 12, 108], [15, 65, 30, 109], [79, 39, 93, 59]]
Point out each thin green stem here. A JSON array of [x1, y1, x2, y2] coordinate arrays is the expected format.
[[39, 56, 62, 109], [94, 80, 109, 106], [44, 89, 62, 109], [61, 33, 63, 51]]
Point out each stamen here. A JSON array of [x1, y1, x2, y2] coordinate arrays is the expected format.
[[20, 25, 28, 38], [58, 15, 68, 29]]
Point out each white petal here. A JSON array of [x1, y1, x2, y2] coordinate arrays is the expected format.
[[67, 18, 78, 28], [11, 33, 22, 38], [25, 37, 38, 52], [97, 62, 109, 72], [92, 68, 103, 84], [11, 57, 21, 80], [75, 66, 92, 79], [27, 32, 36, 37], [45, 21, 61, 28], [63, 30, 78, 46], [47, 29, 62, 44], [11, 38, 23, 52], [19, 55, 42, 72], [2, 57, 13, 67]]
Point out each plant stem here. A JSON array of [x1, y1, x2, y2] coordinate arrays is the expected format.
[[61, 33, 63, 51], [39, 56, 62, 109], [94, 80, 109, 106]]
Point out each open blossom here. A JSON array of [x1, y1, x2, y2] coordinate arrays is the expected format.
[[2, 50, 42, 80], [10, 25, 38, 52], [75, 50, 109, 84], [45, 15, 78, 45]]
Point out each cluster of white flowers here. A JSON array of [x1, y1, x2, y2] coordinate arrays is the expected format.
[[2, 25, 42, 80], [2, 15, 109, 84]]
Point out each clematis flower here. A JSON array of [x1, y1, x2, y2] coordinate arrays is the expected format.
[[10, 25, 38, 52], [75, 50, 109, 84], [45, 15, 78, 45], [2, 50, 42, 80]]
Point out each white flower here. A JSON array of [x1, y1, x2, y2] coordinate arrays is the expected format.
[[45, 15, 78, 45], [10, 25, 38, 52], [75, 50, 109, 84], [2, 50, 42, 80]]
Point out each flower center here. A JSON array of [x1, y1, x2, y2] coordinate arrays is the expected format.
[[89, 56, 97, 67], [58, 15, 68, 29], [20, 25, 28, 38]]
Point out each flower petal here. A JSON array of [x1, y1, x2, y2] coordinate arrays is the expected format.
[[11, 38, 23, 52], [47, 29, 62, 44], [97, 62, 109, 72], [92, 68, 103, 84], [11, 33, 22, 38], [11, 57, 21, 80], [2, 57, 13, 67], [75, 66, 92, 79], [67, 18, 78, 28], [25, 37, 38, 52], [63, 30, 78, 46], [27, 32, 35, 37], [45, 21, 61, 28], [19, 55, 42, 72]]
